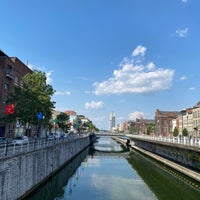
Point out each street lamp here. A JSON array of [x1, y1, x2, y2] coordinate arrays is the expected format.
[[186, 113, 189, 135], [157, 119, 159, 136], [180, 110, 186, 135]]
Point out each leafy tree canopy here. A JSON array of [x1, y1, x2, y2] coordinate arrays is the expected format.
[[4, 70, 55, 126], [56, 112, 70, 133], [182, 127, 188, 137], [173, 127, 179, 137]]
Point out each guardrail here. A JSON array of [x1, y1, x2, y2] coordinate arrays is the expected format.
[[126, 134, 200, 147], [0, 134, 88, 158]]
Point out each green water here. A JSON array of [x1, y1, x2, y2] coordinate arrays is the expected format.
[[24, 137, 200, 200]]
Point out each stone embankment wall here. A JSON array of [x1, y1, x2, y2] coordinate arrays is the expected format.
[[113, 136, 200, 183], [132, 138, 200, 172], [0, 137, 90, 200]]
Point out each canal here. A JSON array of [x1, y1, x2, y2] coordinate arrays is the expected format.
[[23, 136, 200, 200]]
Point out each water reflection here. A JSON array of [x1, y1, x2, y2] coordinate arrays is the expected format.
[[23, 148, 89, 200], [53, 137, 156, 200], [93, 136, 123, 152], [23, 136, 200, 200], [127, 150, 200, 200], [56, 155, 156, 200]]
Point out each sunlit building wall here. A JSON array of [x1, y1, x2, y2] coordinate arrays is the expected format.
[[109, 112, 115, 131]]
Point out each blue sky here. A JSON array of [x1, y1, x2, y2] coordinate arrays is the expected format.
[[1, 0, 200, 130]]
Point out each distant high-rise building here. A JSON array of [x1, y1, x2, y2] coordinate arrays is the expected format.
[[109, 112, 115, 131]]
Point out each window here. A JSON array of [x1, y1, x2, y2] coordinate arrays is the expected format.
[[14, 76, 19, 85], [20, 80, 23, 87], [6, 65, 12, 73], [4, 82, 10, 90]]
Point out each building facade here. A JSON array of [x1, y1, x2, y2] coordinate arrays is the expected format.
[[155, 109, 180, 137], [178, 108, 193, 136], [0, 50, 32, 137], [64, 110, 79, 133], [192, 102, 200, 137], [109, 112, 115, 131]]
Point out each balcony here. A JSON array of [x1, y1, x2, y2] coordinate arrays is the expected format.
[[5, 72, 14, 80]]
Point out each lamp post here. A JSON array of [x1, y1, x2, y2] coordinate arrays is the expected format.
[[157, 119, 159, 136], [180, 110, 186, 143], [180, 110, 185, 135], [186, 113, 189, 135]]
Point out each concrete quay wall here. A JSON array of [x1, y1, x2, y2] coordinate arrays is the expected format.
[[0, 137, 90, 200], [131, 137, 200, 172], [113, 136, 200, 183]]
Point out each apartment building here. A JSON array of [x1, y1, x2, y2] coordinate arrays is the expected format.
[[109, 112, 115, 131], [64, 110, 79, 133], [155, 109, 180, 136], [178, 108, 193, 136], [134, 118, 155, 135], [192, 102, 200, 137], [0, 50, 32, 137]]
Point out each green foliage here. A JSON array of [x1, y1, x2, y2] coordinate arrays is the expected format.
[[56, 113, 70, 133], [84, 121, 98, 132], [182, 127, 188, 137], [129, 126, 136, 134], [147, 124, 155, 135], [23, 70, 55, 124], [173, 127, 179, 137], [2, 70, 55, 127], [73, 117, 82, 131]]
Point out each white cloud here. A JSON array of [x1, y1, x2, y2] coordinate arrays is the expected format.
[[176, 27, 188, 37], [85, 101, 103, 109], [180, 75, 188, 81], [146, 62, 156, 71], [129, 112, 144, 120], [189, 87, 195, 90], [27, 63, 54, 85], [132, 45, 147, 57], [54, 91, 71, 95], [94, 46, 174, 95], [46, 71, 53, 84]]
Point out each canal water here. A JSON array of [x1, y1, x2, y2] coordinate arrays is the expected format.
[[24, 136, 200, 200]]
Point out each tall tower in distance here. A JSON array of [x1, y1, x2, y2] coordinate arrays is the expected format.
[[109, 112, 115, 131]]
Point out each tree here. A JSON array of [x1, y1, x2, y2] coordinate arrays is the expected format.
[[23, 70, 55, 124], [84, 121, 98, 133], [56, 113, 70, 133], [73, 117, 82, 133], [182, 127, 189, 137], [6, 85, 40, 125], [129, 125, 136, 134], [147, 124, 155, 135], [2, 70, 55, 137], [173, 127, 179, 137]]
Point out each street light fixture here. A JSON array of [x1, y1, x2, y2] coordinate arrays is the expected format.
[[180, 110, 186, 134]]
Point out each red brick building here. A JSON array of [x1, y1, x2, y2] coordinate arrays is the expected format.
[[155, 109, 180, 136], [0, 50, 32, 137]]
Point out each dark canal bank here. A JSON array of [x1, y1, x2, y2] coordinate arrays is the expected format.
[[23, 136, 200, 200]]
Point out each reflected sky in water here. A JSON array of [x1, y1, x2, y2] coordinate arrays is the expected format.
[[24, 137, 200, 200], [58, 156, 156, 200], [55, 137, 156, 200], [93, 136, 123, 152]]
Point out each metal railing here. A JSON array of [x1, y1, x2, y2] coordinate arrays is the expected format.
[[0, 134, 88, 158], [126, 134, 200, 147]]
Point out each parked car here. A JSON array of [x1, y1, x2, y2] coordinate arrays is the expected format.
[[47, 134, 56, 140], [12, 136, 29, 145], [0, 137, 7, 144], [60, 133, 65, 139]]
